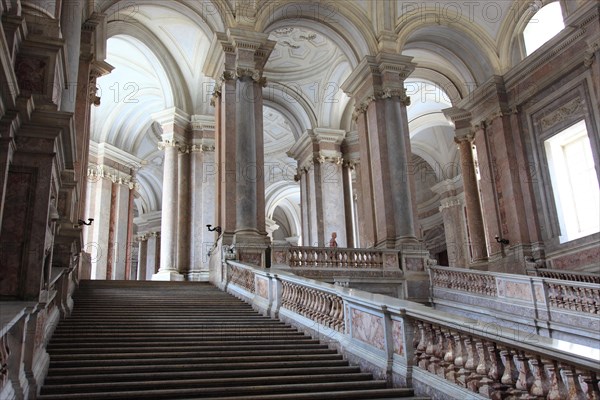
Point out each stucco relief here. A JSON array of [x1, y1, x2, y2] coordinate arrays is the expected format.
[[497, 279, 533, 301], [255, 277, 268, 299], [351, 308, 385, 350]]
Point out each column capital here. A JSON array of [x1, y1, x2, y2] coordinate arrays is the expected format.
[[203, 29, 276, 80], [341, 53, 416, 104], [152, 107, 190, 143]]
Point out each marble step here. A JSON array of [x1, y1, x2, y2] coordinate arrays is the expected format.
[[37, 380, 399, 399], [43, 365, 363, 384], [45, 359, 353, 376]]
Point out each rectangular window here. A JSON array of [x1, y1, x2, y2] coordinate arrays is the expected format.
[[545, 120, 600, 242]]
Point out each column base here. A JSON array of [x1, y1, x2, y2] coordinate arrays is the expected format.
[[234, 229, 271, 267], [186, 271, 210, 282], [151, 271, 185, 281]]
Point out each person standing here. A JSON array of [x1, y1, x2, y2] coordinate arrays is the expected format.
[[329, 232, 338, 248]]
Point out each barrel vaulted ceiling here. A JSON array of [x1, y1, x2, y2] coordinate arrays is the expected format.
[[86, 0, 563, 216]]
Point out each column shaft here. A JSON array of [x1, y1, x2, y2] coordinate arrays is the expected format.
[[457, 138, 488, 262], [156, 142, 180, 278], [137, 237, 148, 280]]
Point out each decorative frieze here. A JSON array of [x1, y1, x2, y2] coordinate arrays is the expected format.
[[540, 97, 584, 130]]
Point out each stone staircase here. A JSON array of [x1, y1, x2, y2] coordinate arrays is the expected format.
[[38, 280, 427, 400]]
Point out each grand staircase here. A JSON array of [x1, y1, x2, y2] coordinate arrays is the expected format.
[[39, 281, 427, 400]]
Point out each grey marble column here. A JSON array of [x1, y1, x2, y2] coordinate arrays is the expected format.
[[235, 76, 259, 234]]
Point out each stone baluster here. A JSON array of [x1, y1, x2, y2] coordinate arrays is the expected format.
[[499, 346, 518, 389], [513, 351, 531, 396], [442, 329, 457, 383], [560, 363, 584, 399], [463, 336, 481, 392], [428, 326, 444, 377], [415, 322, 428, 369], [540, 359, 562, 400], [528, 354, 548, 398], [474, 338, 492, 396], [453, 332, 468, 387], [484, 341, 507, 398], [576, 369, 600, 400]]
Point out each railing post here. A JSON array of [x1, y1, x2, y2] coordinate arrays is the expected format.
[[399, 310, 416, 387], [382, 305, 394, 387]]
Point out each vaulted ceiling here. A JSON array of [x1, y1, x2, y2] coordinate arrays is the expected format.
[[89, 0, 560, 217]]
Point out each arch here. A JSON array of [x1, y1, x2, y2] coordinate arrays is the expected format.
[[497, 0, 566, 69], [263, 81, 318, 131], [106, 22, 192, 113], [265, 181, 302, 239], [398, 18, 501, 83], [257, 2, 378, 64]]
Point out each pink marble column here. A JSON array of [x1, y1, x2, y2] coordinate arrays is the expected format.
[[177, 146, 191, 276], [136, 235, 148, 281], [204, 29, 275, 265], [456, 135, 488, 263], [431, 177, 469, 267], [444, 108, 488, 263], [288, 129, 347, 247], [341, 53, 420, 248]]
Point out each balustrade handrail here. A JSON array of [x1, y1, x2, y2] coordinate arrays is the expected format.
[[431, 265, 600, 290], [277, 245, 402, 269], [225, 260, 600, 372], [527, 268, 600, 283]]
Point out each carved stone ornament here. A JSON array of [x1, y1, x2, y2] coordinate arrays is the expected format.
[[540, 98, 583, 130], [157, 139, 180, 150]]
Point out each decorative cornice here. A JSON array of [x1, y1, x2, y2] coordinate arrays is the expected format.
[[87, 164, 139, 190], [191, 115, 216, 132], [157, 138, 180, 150]]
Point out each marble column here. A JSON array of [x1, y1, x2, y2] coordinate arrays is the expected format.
[[136, 235, 148, 281], [342, 130, 360, 248], [177, 146, 191, 276], [85, 143, 139, 280], [108, 182, 130, 280], [431, 177, 469, 267], [154, 138, 181, 280], [288, 128, 347, 247], [204, 29, 275, 266], [145, 232, 160, 280], [443, 108, 488, 263], [188, 115, 216, 281], [89, 170, 112, 279], [0, 114, 18, 229], [341, 53, 420, 249], [152, 108, 189, 281]]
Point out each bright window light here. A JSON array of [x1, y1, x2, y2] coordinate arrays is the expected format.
[[545, 120, 600, 243], [523, 2, 565, 55]]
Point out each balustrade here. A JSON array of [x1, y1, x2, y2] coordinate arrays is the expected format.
[[529, 269, 600, 284], [280, 281, 344, 332], [287, 246, 387, 269], [412, 319, 600, 399], [431, 267, 600, 317], [223, 261, 600, 400], [431, 267, 497, 296]]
